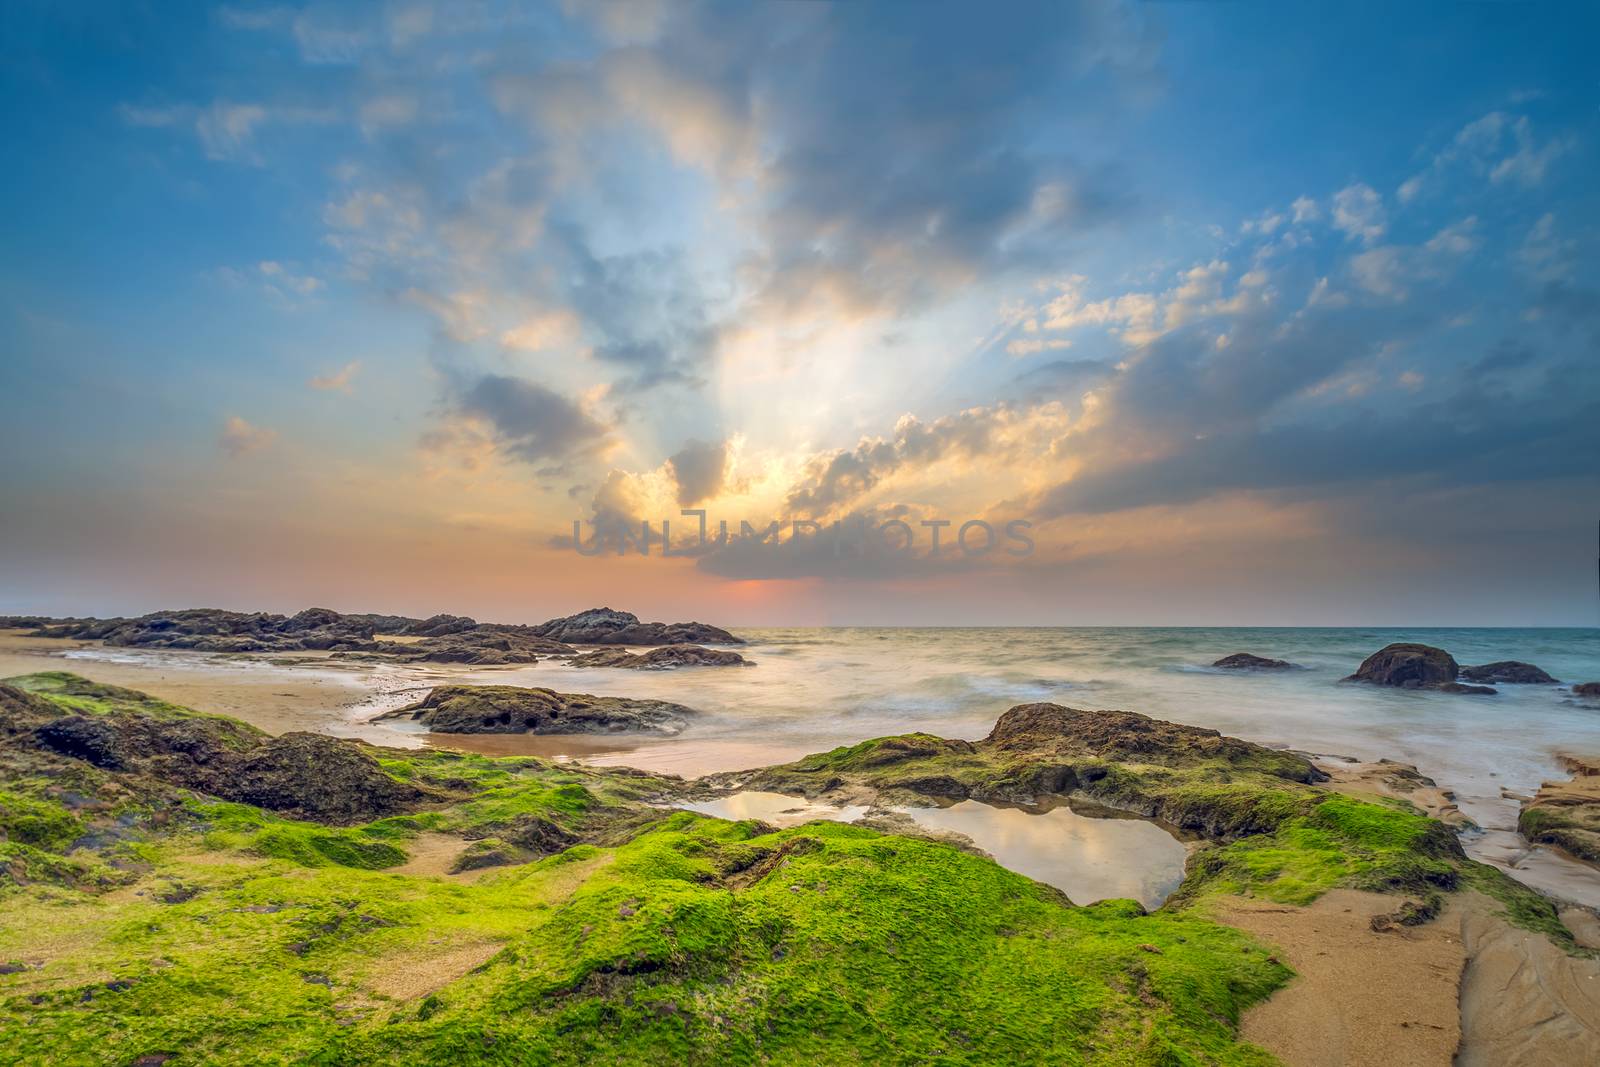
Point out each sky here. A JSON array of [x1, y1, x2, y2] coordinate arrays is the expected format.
[[1, 1, 1597, 626]]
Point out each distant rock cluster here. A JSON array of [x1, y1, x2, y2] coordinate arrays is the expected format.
[[1343, 643, 1568, 696], [2, 605, 744, 668], [1211, 641, 1583, 699], [529, 607, 741, 647]]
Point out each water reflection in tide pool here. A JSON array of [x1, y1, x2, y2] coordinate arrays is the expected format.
[[905, 799, 1188, 910], [678, 791, 870, 826], [678, 791, 1188, 909]]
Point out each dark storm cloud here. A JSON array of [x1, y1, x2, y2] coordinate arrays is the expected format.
[[667, 438, 728, 506], [456, 373, 611, 467], [1034, 300, 1600, 518]]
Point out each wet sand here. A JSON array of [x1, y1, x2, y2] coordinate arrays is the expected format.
[[0, 630, 797, 775], [1217, 889, 1600, 1067], [0, 631, 386, 736]]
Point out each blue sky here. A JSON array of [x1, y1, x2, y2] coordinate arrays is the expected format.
[[1, 1, 1597, 625]]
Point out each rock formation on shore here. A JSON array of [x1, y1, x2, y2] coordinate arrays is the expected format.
[[2, 674, 440, 824], [1572, 682, 1600, 700], [530, 606, 743, 646], [377, 683, 699, 735], [726, 701, 1337, 839], [568, 645, 751, 670], [1212, 652, 1295, 670], [4, 604, 741, 656], [1518, 756, 1600, 866], [337, 629, 576, 666]]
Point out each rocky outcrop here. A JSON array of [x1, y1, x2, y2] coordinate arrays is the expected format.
[[341, 630, 576, 666], [1345, 643, 1459, 688], [1212, 653, 1295, 670], [24, 607, 412, 653], [569, 646, 750, 670], [3, 681, 442, 824], [16, 605, 741, 657], [1460, 661, 1558, 685], [1518, 757, 1600, 867], [730, 701, 1328, 840], [531, 607, 742, 646], [378, 684, 699, 736], [1571, 683, 1600, 700], [982, 703, 1325, 784], [229, 733, 436, 823]]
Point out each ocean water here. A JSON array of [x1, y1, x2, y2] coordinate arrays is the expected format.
[[452, 627, 1600, 792]]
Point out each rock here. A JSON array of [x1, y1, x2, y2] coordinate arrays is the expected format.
[[229, 733, 437, 824], [1437, 682, 1497, 696], [532, 607, 743, 646], [734, 701, 1332, 841], [349, 630, 575, 665], [1212, 653, 1295, 670], [1572, 683, 1600, 700], [983, 703, 1326, 784], [378, 684, 698, 736], [1460, 661, 1558, 684], [1344, 643, 1460, 689], [7, 676, 443, 825], [568, 646, 750, 670], [1519, 757, 1600, 867], [34, 716, 127, 769]]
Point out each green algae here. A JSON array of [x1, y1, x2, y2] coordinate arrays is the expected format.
[[0, 813, 1289, 1066], [1, 675, 1591, 1063]]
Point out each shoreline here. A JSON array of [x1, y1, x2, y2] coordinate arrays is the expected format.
[[5, 627, 1598, 908], [3, 629, 1599, 1063]]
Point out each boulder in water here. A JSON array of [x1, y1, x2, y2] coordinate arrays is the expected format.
[[1460, 661, 1558, 684], [1212, 653, 1295, 671], [1573, 683, 1600, 701], [1344, 643, 1464, 690], [532, 607, 742, 646]]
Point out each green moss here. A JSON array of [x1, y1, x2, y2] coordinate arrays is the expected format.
[[4, 671, 265, 748], [0, 790, 83, 849], [0, 814, 1289, 1065], [1171, 794, 1460, 908]]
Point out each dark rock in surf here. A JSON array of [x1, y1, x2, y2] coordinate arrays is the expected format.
[[569, 646, 750, 670], [1459, 661, 1558, 685], [531, 607, 742, 646], [1344, 643, 1463, 690], [1573, 683, 1600, 700], [1212, 653, 1295, 671]]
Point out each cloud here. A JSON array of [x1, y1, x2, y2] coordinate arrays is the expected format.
[[219, 415, 277, 457], [309, 361, 361, 391], [1398, 111, 1571, 201], [1331, 183, 1386, 244], [784, 407, 1022, 516], [667, 438, 729, 506], [454, 374, 612, 468]]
